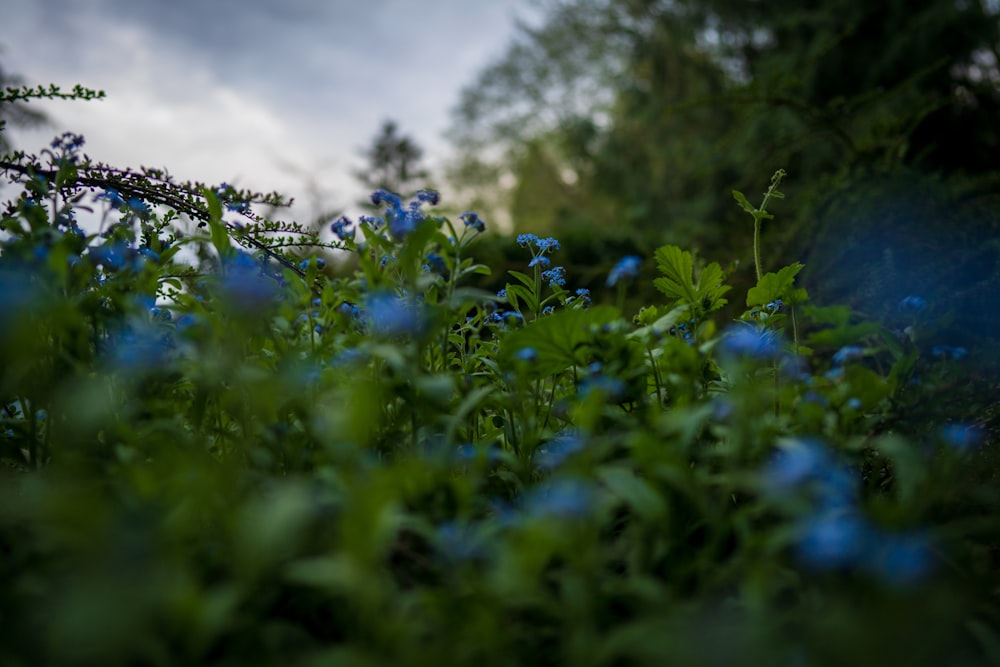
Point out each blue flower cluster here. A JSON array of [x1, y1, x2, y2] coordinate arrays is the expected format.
[[764, 438, 934, 586], [668, 319, 696, 344], [371, 188, 440, 240], [541, 266, 566, 288], [719, 324, 783, 360], [517, 233, 560, 253]]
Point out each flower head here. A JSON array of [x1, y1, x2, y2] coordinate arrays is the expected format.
[[541, 266, 566, 288], [365, 291, 426, 337], [330, 216, 355, 241], [516, 233, 539, 248], [536, 237, 561, 253], [460, 211, 485, 232], [415, 189, 440, 206], [606, 255, 641, 287]]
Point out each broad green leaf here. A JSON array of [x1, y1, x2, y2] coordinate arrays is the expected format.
[[653, 245, 730, 313], [653, 245, 697, 303], [508, 270, 536, 290], [499, 305, 620, 377], [746, 262, 804, 307]]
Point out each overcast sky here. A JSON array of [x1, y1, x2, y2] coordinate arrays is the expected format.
[[1, 0, 535, 220]]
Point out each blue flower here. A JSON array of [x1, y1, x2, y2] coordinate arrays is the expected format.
[[516, 233, 539, 247], [832, 345, 864, 366], [415, 189, 440, 206], [337, 302, 362, 320], [220, 251, 280, 309], [579, 375, 627, 402], [460, 211, 485, 232], [864, 531, 934, 587], [523, 478, 595, 519], [940, 423, 982, 451], [514, 347, 538, 363], [371, 189, 401, 208], [90, 241, 136, 272], [607, 255, 642, 287], [534, 431, 585, 471], [454, 443, 502, 464], [299, 256, 326, 271], [50, 132, 85, 153], [541, 266, 566, 288], [108, 321, 174, 372], [528, 256, 550, 268], [763, 439, 834, 493], [719, 325, 782, 360], [365, 291, 426, 337], [794, 509, 872, 571], [425, 252, 447, 274], [606, 255, 641, 287], [536, 237, 561, 253], [496, 288, 507, 299], [574, 288, 591, 306], [126, 198, 150, 215], [97, 188, 125, 207], [330, 216, 355, 241]]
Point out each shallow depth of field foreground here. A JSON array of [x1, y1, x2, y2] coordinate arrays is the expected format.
[[2, 3, 1000, 665]]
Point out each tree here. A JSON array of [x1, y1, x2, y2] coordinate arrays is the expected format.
[[448, 0, 1000, 243], [448, 0, 1000, 325], [354, 119, 429, 197]]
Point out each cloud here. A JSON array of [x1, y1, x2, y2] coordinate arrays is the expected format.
[[3, 0, 537, 219]]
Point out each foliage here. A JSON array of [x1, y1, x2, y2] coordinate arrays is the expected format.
[[1, 86, 999, 667], [447, 0, 1000, 326]]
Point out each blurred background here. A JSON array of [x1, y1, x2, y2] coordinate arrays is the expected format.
[[3, 0, 1000, 340]]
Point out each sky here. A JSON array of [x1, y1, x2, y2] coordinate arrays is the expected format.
[[1, 0, 536, 222]]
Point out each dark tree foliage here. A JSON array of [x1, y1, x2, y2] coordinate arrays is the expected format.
[[450, 0, 1000, 333]]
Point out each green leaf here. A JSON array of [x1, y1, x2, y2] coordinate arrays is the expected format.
[[202, 189, 233, 260], [507, 283, 536, 313], [746, 262, 804, 307], [508, 270, 536, 290], [499, 306, 620, 377], [871, 436, 926, 505], [653, 245, 697, 304], [598, 466, 667, 521], [653, 245, 730, 313], [732, 190, 755, 215]]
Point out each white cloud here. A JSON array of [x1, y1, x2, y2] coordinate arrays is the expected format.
[[3, 0, 537, 223]]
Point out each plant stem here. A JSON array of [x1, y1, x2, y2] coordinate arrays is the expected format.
[[753, 217, 763, 283]]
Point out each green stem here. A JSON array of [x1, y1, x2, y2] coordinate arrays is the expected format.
[[753, 217, 763, 283]]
